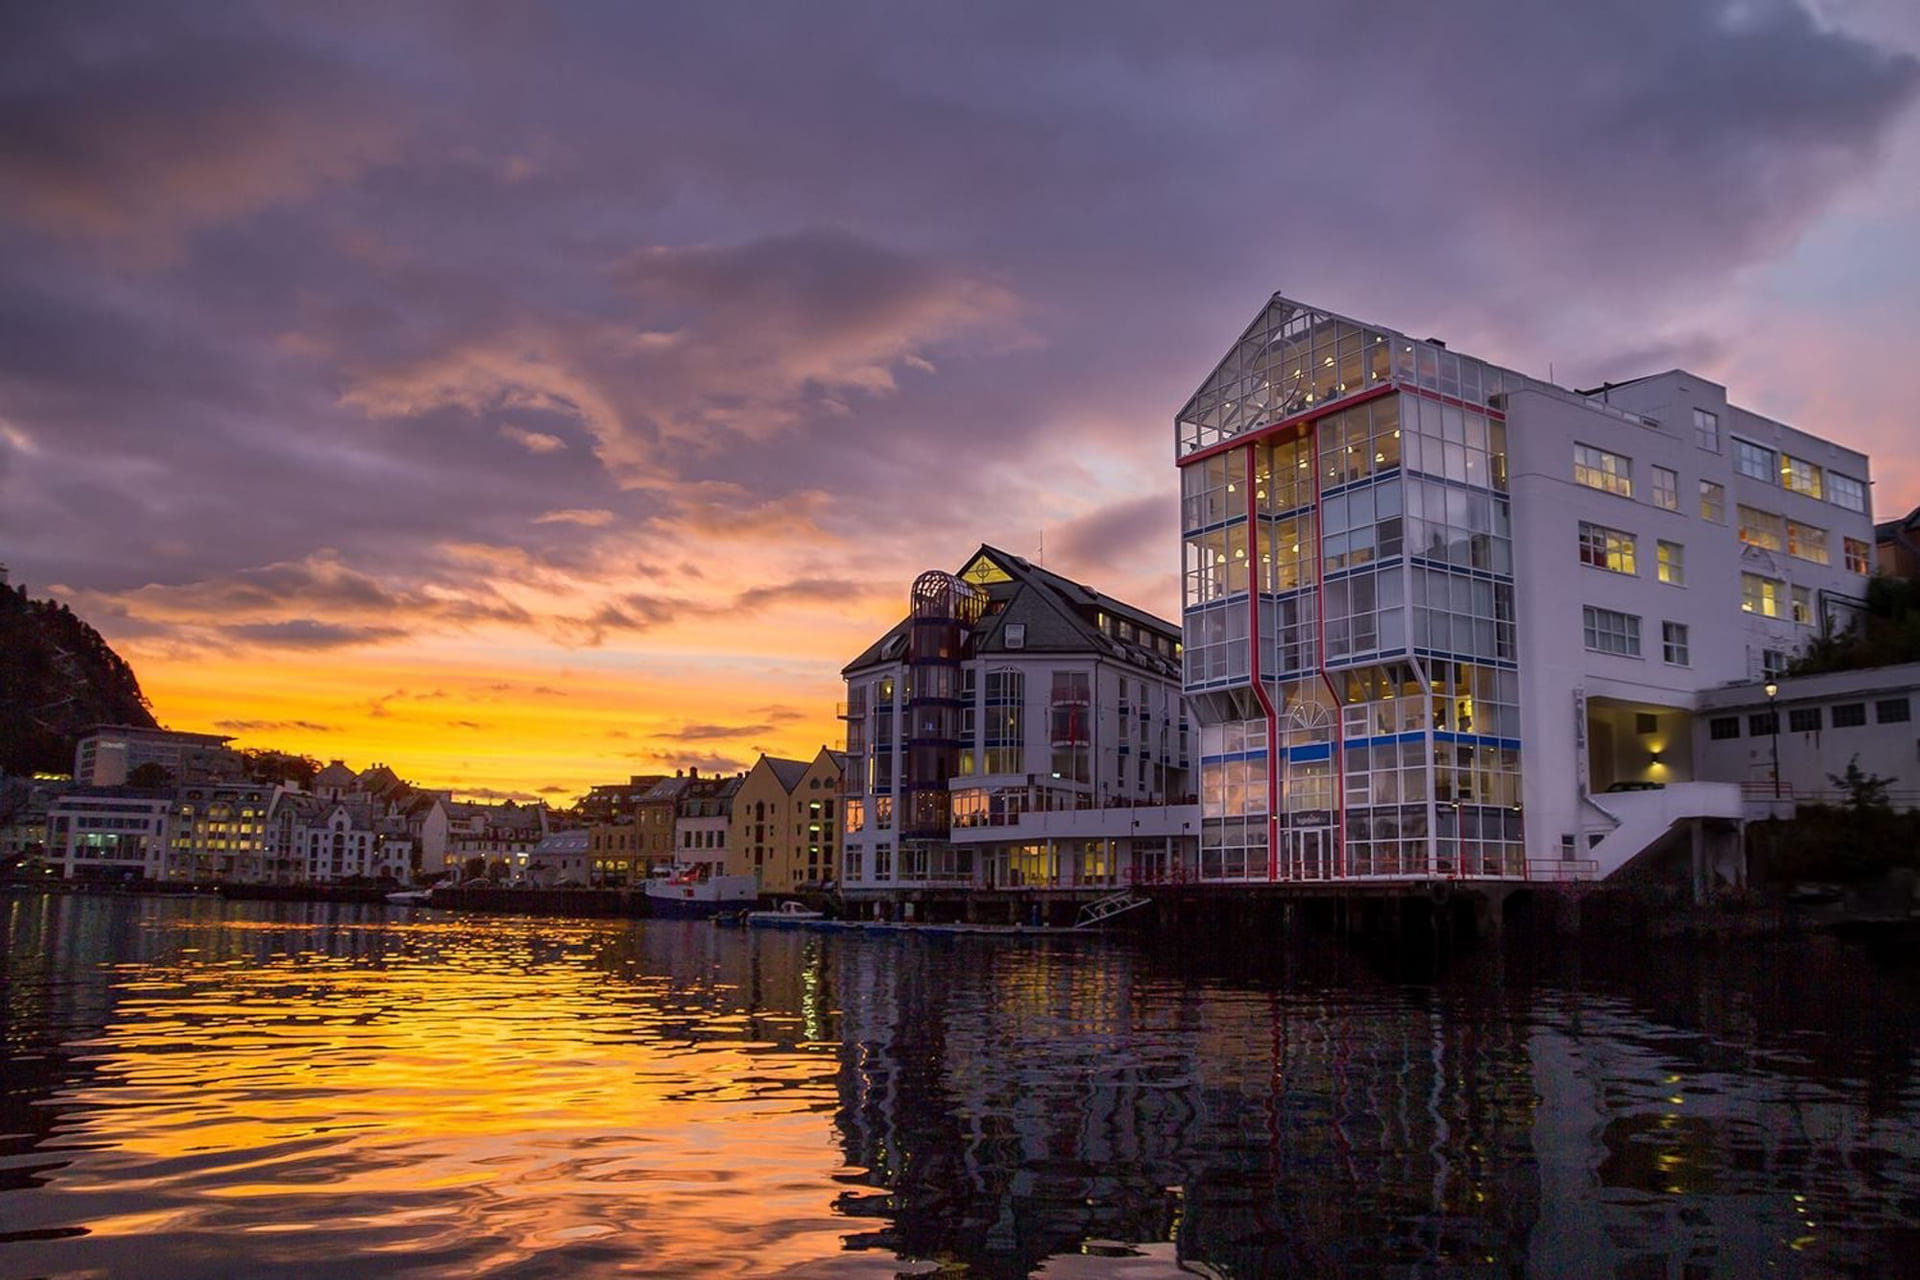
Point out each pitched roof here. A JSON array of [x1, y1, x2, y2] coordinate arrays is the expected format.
[[842, 544, 1180, 679], [765, 756, 810, 792]]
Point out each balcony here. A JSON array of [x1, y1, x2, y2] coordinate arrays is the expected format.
[[949, 800, 1201, 845]]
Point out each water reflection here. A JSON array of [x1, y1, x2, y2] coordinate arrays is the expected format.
[[3, 893, 1918, 1277]]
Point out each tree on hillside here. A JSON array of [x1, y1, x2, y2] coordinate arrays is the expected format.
[[126, 762, 175, 789]]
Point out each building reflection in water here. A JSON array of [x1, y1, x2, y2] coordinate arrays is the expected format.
[[3, 895, 1918, 1277]]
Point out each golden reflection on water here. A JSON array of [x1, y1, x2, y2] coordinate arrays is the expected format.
[[4, 900, 901, 1277]]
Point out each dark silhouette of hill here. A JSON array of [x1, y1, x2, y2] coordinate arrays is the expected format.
[[0, 565, 158, 776]]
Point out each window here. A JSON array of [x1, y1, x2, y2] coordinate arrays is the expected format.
[[1829, 473, 1866, 513], [1662, 621, 1690, 666], [1693, 408, 1720, 451], [1878, 697, 1912, 724], [1787, 521, 1829, 565], [1762, 649, 1788, 679], [1574, 444, 1632, 497], [1699, 481, 1725, 523], [1832, 702, 1866, 728], [1749, 711, 1779, 736], [1003, 623, 1026, 650], [1844, 537, 1871, 575], [1733, 438, 1775, 483], [1737, 505, 1784, 551], [1582, 605, 1641, 656], [1781, 454, 1823, 499], [1788, 707, 1821, 733], [1578, 522, 1638, 574], [1741, 573, 1783, 617], [1650, 465, 1678, 511], [1709, 716, 1741, 740], [1657, 540, 1685, 586], [1791, 585, 1813, 626]]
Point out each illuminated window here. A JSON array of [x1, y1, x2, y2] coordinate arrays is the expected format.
[[1781, 454, 1823, 499], [1699, 481, 1725, 523], [1844, 537, 1870, 574], [1737, 505, 1784, 551], [1787, 521, 1828, 565], [1577, 522, 1637, 574], [1741, 573, 1783, 618], [1657, 540, 1684, 585], [1574, 444, 1632, 497]]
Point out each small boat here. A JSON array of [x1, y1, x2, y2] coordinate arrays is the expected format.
[[746, 900, 823, 926], [385, 889, 433, 906], [643, 861, 759, 919]]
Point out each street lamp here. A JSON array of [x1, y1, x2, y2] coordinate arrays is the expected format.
[[1764, 680, 1781, 799]]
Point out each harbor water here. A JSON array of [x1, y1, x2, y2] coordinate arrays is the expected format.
[[3, 893, 1918, 1277]]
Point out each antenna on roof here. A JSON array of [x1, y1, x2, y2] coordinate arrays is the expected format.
[[1036, 527, 1045, 566]]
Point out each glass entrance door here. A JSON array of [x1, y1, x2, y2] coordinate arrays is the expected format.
[[1285, 827, 1334, 880]]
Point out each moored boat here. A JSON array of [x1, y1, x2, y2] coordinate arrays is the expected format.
[[643, 861, 758, 919], [385, 889, 432, 906], [746, 900, 823, 926]]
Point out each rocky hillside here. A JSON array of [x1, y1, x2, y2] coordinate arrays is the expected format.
[[0, 567, 158, 776]]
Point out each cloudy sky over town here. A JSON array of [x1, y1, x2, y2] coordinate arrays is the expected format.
[[4, 0, 1918, 797]]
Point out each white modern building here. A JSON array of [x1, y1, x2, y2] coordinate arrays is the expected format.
[[1176, 295, 1876, 884], [45, 789, 175, 880], [840, 546, 1197, 910]]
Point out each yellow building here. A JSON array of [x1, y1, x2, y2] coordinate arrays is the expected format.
[[728, 747, 845, 893]]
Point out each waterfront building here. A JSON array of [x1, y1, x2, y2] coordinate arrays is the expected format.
[[672, 772, 744, 870], [586, 820, 644, 887], [167, 781, 283, 881], [1694, 663, 1919, 809], [1175, 295, 1876, 884], [45, 788, 174, 881], [527, 829, 591, 886], [839, 546, 1196, 911], [0, 775, 66, 867], [726, 748, 846, 894], [577, 775, 665, 826], [634, 773, 695, 876], [72, 725, 240, 787], [442, 799, 550, 882], [266, 792, 380, 883]]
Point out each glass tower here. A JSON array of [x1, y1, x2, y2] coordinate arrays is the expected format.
[[1176, 296, 1526, 882]]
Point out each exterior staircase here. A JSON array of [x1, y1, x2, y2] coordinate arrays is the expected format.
[[1580, 782, 1749, 880]]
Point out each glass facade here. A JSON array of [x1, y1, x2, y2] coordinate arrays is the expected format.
[[1176, 297, 1526, 882]]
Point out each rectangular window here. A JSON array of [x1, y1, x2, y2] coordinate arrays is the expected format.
[[1831, 702, 1866, 728], [1693, 408, 1720, 451], [1762, 649, 1788, 679], [1829, 473, 1866, 513], [1578, 521, 1638, 574], [1699, 481, 1725, 523], [1657, 540, 1685, 586], [1737, 505, 1784, 551], [1787, 521, 1829, 565], [1749, 711, 1779, 736], [1651, 465, 1679, 511], [1733, 438, 1775, 483], [1574, 444, 1633, 497], [1788, 707, 1821, 733], [1581, 605, 1641, 657], [1791, 585, 1813, 626], [1844, 537, 1871, 574], [1781, 454, 1824, 499], [1878, 697, 1912, 724], [1709, 716, 1741, 740], [1661, 621, 1690, 666], [1741, 573, 1783, 618]]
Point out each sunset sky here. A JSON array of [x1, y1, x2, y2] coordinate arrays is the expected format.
[[4, 1, 1920, 802]]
